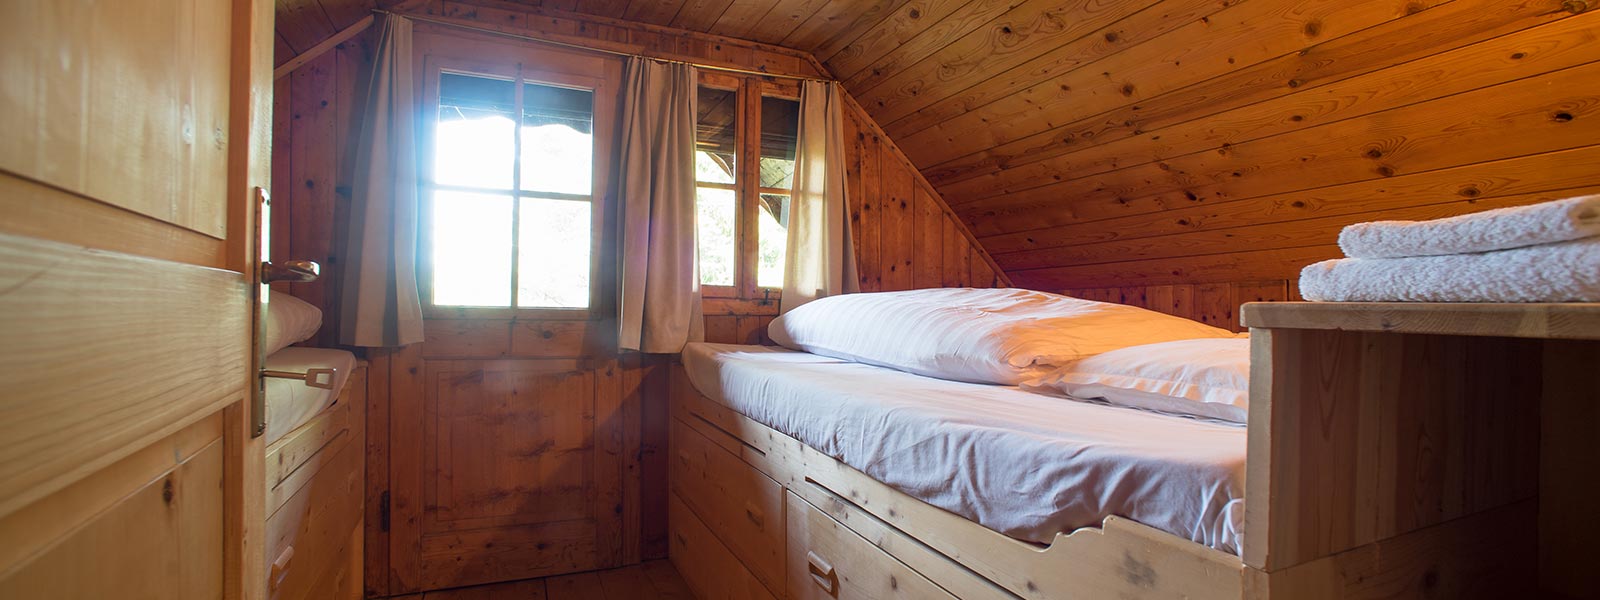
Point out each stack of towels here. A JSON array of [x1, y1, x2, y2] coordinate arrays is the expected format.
[[1299, 194, 1600, 302]]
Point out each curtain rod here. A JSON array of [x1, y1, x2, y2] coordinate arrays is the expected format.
[[373, 9, 831, 83]]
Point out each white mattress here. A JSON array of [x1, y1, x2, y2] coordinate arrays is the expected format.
[[263, 347, 356, 445], [682, 343, 1247, 556]]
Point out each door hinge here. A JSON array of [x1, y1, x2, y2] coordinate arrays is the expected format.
[[379, 490, 391, 533]]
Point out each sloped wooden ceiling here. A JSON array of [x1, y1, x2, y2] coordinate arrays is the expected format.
[[280, 0, 1600, 308]]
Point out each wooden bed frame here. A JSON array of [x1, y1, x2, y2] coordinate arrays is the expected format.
[[264, 362, 367, 600], [668, 302, 1600, 599]]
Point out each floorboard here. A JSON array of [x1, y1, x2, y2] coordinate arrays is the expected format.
[[403, 560, 693, 600]]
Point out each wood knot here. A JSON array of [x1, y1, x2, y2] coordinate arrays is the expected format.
[[1459, 187, 1482, 197], [907, 8, 920, 18], [162, 478, 176, 506], [1553, 111, 1575, 122], [1562, 0, 1590, 14], [1104, 31, 1120, 42]]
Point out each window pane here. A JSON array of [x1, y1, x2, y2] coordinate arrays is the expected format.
[[518, 198, 591, 308], [759, 96, 799, 189], [696, 186, 737, 287], [757, 194, 789, 289], [521, 83, 594, 195], [432, 190, 513, 307], [436, 73, 515, 189], [696, 87, 737, 185]]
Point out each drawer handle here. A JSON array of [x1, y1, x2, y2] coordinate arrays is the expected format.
[[807, 550, 838, 596], [270, 545, 295, 590], [744, 502, 764, 528]]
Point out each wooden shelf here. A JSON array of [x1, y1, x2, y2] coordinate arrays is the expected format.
[[1241, 301, 1600, 340]]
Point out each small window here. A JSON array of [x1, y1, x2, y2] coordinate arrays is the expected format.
[[757, 96, 798, 289], [695, 86, 739, 289], [430, 72, 595, 309], [693, 77, 800, 296]]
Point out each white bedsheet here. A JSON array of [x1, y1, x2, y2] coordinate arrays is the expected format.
[[263, 347, 356, 445], [682, 342, 1247, 556]]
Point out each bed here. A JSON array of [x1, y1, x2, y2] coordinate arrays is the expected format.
[[257, 291, 367, 600], [668, 291, 1578, 600], [682, 342, 1247, 555]]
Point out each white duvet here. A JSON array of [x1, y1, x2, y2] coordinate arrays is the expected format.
[[682, 342, 1247, 556]]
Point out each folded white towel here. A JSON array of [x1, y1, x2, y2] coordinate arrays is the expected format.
[[1300, 237, 1600, 302], [1338, 195, 1600, 259]]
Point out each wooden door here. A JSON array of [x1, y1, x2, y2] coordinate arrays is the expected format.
[[381, 29, 651, 594], [0, 0, 274, 599]]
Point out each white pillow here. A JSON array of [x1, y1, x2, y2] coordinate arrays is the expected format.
[[1023, 337, 1251, 423], [766, 288, 1237, 384], [262, 291, 323, 355]]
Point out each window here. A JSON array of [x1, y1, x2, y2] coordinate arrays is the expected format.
[[428, 71, 596, 309], [694, 74, 801, 297]]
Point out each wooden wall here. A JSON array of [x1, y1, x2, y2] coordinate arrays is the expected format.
[[270, 1, 1004, 589], [268, 0, 1006, 347], [702, 91, 1011, 345], [851, 0, 1599, 330]]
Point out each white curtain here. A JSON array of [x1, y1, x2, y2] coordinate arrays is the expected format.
[[338, 14, 424, 347], [780, 80, 858, 314], [617, 58, 703, 352]]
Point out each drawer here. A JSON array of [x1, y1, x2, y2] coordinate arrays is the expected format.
[[267, 435, 364, 600], [787, 491, 958, 600], [669, 492, 779, 600], [670, 417, 786, 591]]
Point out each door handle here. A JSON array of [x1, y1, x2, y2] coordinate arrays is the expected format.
[[807, 550, 838, 596], [261, 259, 320, 283]]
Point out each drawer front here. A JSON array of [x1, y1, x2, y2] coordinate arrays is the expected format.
[[267, 435, 364, 600], [670, 417, 786, 591], [788, 491, 958, 600], [669, 492, 779, 600]]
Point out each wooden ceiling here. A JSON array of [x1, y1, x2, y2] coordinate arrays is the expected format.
[[279, 0, 1600, 293]]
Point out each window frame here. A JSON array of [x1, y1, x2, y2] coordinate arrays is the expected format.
[[418, 50, 614, 321], [696, 71, 800, 301]]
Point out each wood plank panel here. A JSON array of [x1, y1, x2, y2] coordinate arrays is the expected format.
[[852, 118, 885, 291], [287, 50, 339, 339], [0, 0, 233, 238], [1245, 329, 1542, 570], [782, 0, 909, 56], [855, 0, 1167, 125], [912, 185, 944, 287], [885, 0, 1234, 141], [980, 146, 1600, 255], [820, 0, 974, 77], [0, 438, 225, 599], [927, 0, 1574, 190], [967, 61, 1600, 237], [994, 188, 1600, 272], [0, 233, 248, 518], [839, 0, 1025, 92], [878, 157, 915, 291], [896, 0, 1456, 167]]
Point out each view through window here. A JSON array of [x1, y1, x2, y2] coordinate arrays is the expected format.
[[431, 71, 595, 308], [694, 81, 799, 294]]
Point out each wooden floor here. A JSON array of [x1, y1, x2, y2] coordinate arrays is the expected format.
[[391, 560, 694, 599]]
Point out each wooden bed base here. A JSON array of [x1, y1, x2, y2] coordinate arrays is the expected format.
[[669, 303, 1597, 600]]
